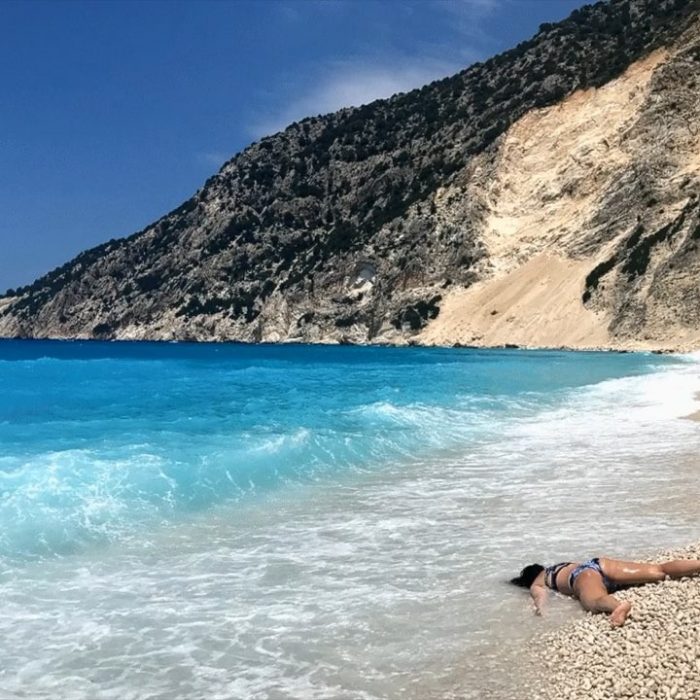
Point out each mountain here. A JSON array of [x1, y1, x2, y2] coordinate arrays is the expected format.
[[2, 0, 699, 350]]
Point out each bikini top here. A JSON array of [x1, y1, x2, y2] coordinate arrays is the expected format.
[[544, 562, 571, 592]]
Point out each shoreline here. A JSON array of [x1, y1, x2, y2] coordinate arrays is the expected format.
[[526, 541, 700, 700], [683, 409, 700, 423], [682, 392, 700, 422], [0, 334, 693, 356]]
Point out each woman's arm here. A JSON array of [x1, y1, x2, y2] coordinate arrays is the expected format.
[[529, 583, 549, 616]]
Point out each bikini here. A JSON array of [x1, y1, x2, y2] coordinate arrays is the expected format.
[[545, 558, 618, 593], [544, 561, 571, 592], [568, 557, 618, 593]]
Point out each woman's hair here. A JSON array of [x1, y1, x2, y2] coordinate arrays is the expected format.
[[510, 563, 544, 588]]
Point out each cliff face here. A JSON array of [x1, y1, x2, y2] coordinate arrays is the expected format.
[[421, 42, 700, 350], [1, 0, 699, 350]]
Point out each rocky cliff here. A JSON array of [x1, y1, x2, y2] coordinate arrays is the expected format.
[[2, 0, 699, 350]]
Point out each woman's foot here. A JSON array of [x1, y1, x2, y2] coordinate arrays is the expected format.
[[610, 600, 632, 627]]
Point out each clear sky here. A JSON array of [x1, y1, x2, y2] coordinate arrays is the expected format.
[[1, 0, 588, 292]]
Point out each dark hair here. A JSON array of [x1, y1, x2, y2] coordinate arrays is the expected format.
[[510, 563, 544, 588]]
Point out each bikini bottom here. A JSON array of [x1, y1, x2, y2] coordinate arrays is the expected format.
[[568, 557, 618, 593]]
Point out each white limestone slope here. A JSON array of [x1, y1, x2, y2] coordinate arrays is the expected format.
[[421, 32, 700, 351]]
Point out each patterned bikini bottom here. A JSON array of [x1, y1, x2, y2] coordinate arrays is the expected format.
[[568, 557, 618, 593]]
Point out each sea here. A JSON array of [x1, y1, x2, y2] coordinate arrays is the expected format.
[[0, 340, 699, 700]]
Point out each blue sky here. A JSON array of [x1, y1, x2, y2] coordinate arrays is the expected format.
[[2, 0, 587, 291]]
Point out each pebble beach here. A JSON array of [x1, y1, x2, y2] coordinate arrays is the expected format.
[[529, 542, 700, 700]]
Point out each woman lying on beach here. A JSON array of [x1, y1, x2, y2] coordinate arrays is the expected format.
[[511, 557, 700, 627]]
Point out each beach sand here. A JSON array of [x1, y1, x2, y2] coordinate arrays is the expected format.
[[683, 394, 700, 422], [526, 542, 700, 700]]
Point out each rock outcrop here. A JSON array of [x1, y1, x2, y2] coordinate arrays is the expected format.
[[1, 0, 698, 350]]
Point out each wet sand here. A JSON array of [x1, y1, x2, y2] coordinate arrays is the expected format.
[[527, 542, 700, 700], [683, 393, 700, 422]]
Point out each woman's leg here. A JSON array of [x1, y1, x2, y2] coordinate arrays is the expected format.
[[659, 559, 700, 578], [600, 557, 700, 586], [574, 569, 631, 627]]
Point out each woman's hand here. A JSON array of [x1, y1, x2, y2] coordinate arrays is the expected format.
[[530, 583, 549, 616]]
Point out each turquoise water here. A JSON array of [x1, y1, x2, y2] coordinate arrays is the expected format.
[[0, 341, 678, 561], [1, 340, 699, 699]]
